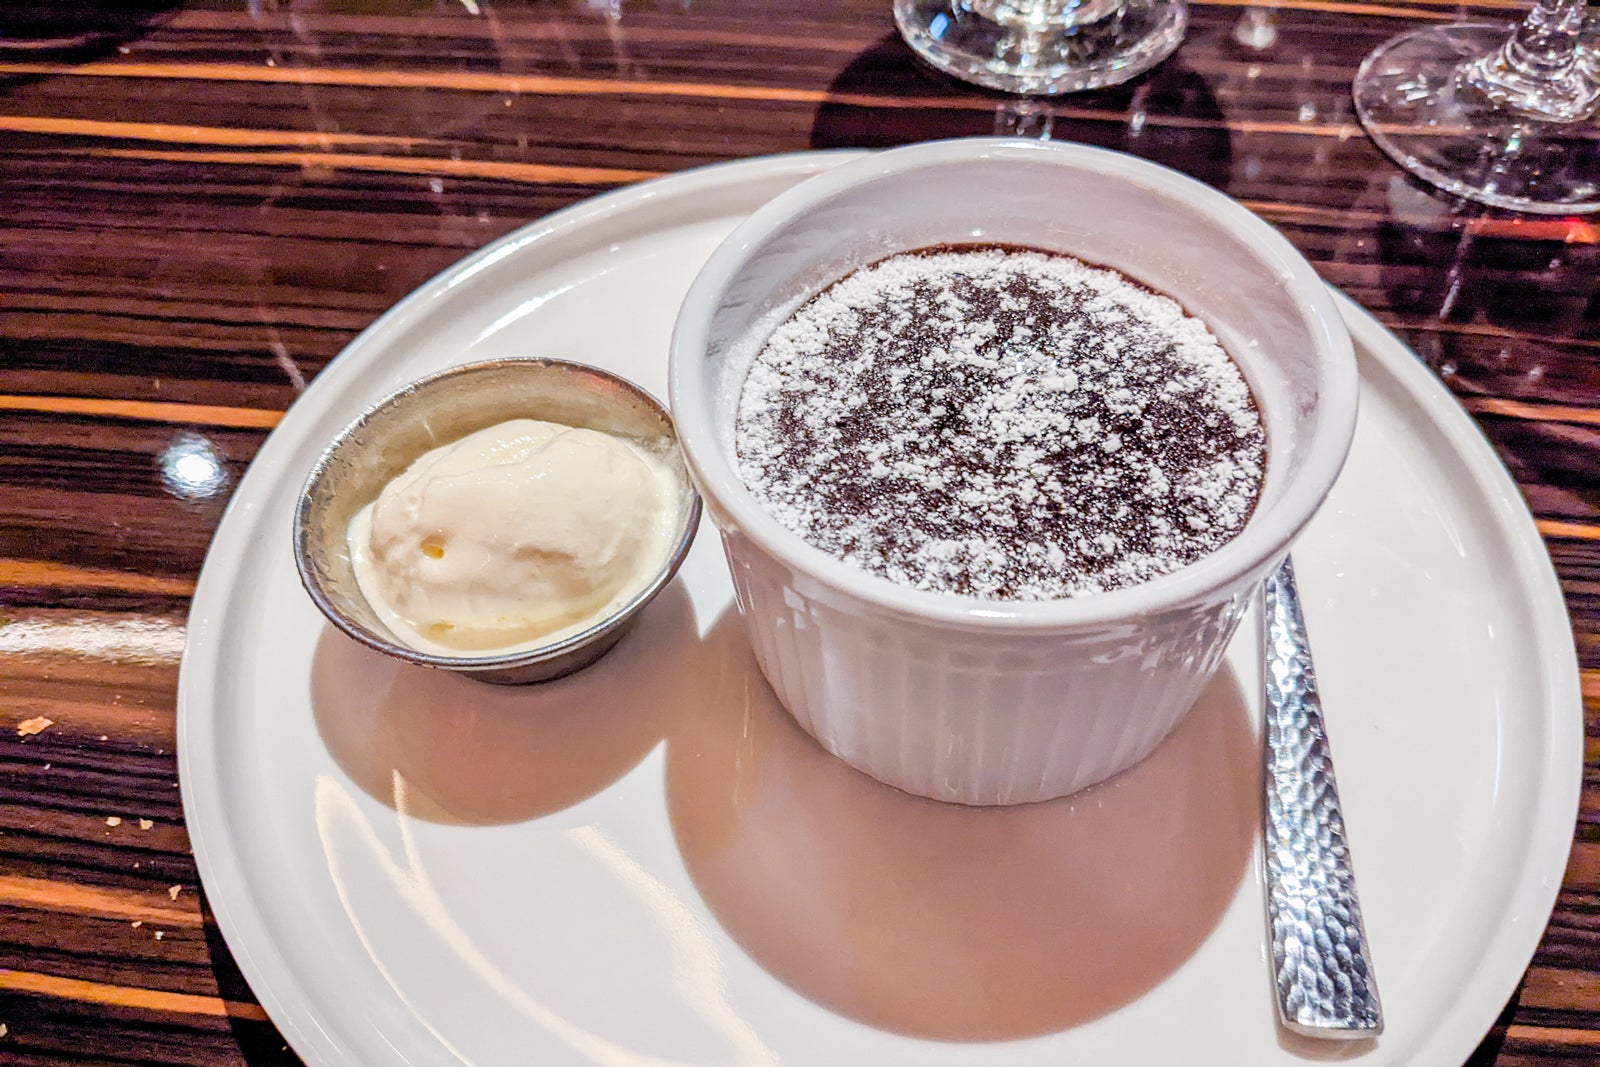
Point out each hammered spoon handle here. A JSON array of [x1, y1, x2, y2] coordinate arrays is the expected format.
[[1262, 556, 1383, 1038]]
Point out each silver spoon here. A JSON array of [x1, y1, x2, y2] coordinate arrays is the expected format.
[[1262, 556, 1384, 1038]]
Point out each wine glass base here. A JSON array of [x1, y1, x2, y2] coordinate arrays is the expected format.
[[1353, 24, 1600, 215], [893, 0, 1187, 96]]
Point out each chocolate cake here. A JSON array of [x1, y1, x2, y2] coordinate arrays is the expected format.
[[734, 244, 1267, 600]]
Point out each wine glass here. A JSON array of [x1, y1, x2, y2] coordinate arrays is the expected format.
[[893, 0, 1188, 95], [1353, 0, 1600, 214]]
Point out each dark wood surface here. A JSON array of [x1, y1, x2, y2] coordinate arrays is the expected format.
[[1, 1, 1596, 1063]]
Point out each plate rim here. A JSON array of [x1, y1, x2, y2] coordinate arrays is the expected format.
[[1322, 289, 1583, 1064], [176, 150, 1583, 1067]]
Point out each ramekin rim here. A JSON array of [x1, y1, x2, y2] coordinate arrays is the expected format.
[[668, 138, 1358, 632]]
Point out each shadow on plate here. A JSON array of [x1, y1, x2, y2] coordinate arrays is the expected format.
[[664, 607, 1259, 1041], [311, 581, 704, 825], [809, 33, 1231, 191]]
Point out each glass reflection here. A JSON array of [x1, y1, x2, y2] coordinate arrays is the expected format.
[[159, 432, 230, 500]]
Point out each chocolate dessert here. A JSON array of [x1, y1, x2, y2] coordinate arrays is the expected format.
[[735, 244, 1267, 600]]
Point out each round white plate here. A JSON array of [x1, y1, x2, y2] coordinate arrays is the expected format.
[[178, 151, 1582, 1067]]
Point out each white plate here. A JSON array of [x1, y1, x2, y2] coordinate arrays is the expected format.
[[178, 151, 1582, 1067]]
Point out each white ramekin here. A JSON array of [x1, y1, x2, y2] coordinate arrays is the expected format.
[[669, 139, 1358, 806]]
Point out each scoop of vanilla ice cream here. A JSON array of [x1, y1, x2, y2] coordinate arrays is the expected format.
[[347, 418, 677, 656]]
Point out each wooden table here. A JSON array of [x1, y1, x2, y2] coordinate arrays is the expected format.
[[1, 1, 1594, 1063]]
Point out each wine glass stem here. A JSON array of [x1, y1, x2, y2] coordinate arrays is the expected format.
[[1502, 0, 1586, 76], [1464, 0, 1599, 120]]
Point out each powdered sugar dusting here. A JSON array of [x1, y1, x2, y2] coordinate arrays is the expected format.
[[735, 245, 1266, 600]]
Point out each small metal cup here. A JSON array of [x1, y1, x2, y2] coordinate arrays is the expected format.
[[293, 358, 701, 684]]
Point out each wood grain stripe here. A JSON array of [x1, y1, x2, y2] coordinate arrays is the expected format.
[[1389, 319, 1600, 352], [1194, 0, 1453, 17], [160, 0, 1520, 39], [0, 875, 191, 926], [164, 0, 1497, 32], [1569, 840, 1599, 890], [0, 62, 1370, 138], [1539, 520, 1600, 542], [1238, 201, 1600, 243], [0, 115, 422, 149], [1505, 1026, 1600, 1048], [70, 147, 662, 185], [0, 395, 283, 430], [1460, 398, 1600, 427], [0, 559, 196, 597], [165, 8, 884, 46], [1457, 216, 1599, 244], [0, 968, 270, 1022], [1238, 0, 1523, 7], [1521, 967, 1600, 1012]]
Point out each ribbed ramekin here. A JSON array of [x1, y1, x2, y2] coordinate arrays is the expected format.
[[670, 139, 1357, 805]]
